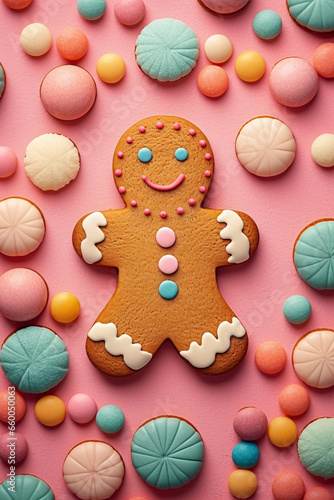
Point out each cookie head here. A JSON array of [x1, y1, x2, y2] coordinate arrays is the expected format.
[[113, 116, 214, 212]]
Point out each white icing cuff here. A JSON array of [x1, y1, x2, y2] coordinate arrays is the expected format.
[[81, 212, 107, 264], [88, 322, 153, 370], [217, 210, 250, 263], [180, 317, 246, 368]]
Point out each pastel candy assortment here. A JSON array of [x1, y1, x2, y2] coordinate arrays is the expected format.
[[272, 471, 305, 500], [24, 133, 80, 191], [200, 0, 249, 14], [0, 197, 45, 257], [294, 220, 334, 289], [67, 394, 97, 423], [20, 23, 52, 56], [298, 418, 334, 479], [0, 146, 17, 178], [236, 117, 296, 177], [40, 65, 97, 120], [293, 329, 334, 388], [283, 295, 311, 324], [135, 19, 199, 82], [0, 475, 54, 500], [287, 0, 334, 32], [63, 441, 125, 499], [0, 268, 48, 321], [131, 417, 204, 489], [0, 326, 69, 393], [253, 10, 282, 40], [269, 57, 319, 107], [114, 0, 146, 26], [311, 133, 334, 167]]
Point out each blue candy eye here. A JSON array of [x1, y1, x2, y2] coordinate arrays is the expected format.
[[175, 148, 188, 161], [138, 147, 153, 163]]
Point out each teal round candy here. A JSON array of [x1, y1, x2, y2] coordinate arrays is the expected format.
[[96, 405, 125, 433], [287, 0, 334, 32], [138, 147, 152, 163], [0, 475, 54, 500], [0, 63, 5, 98], [0, 326, 69, 393], [131, 416, 204, 489], [294, 220, 334, 290], [283, 295, 311, 324], [135, 19, 199, 82], [159, 280, 178, 299], [77, 0, 106, 20], [298, 418, 334, 478], [253, 10, 282, 39], [175, 148, 188, 161], [232, 441, 260, 469]]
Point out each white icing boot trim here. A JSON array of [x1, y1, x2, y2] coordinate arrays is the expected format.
[[217, 210, 250, 263], [81, 212, 107, 264], [88, 322, 153, 370], [180, 317, 246, 369]]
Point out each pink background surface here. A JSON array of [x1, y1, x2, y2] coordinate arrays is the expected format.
[[1, 0, 334, 498]]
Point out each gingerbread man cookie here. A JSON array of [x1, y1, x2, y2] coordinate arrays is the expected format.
[[73, 116, 259, 376]]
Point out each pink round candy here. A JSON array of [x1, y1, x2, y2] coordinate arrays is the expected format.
[[200, 0, 249, 14], [304, 486, 334, 500], [272, 471, 305, 500], [0, 147, 17, 178], [0, 268, 48, 322], [40, 65, 97, 120], [278, 384, 310, 416], [0, 390, 26, 423], [0, 432, 28, 463], [269, 57, 319, 107], [156, 227, 176, 248], [67, 394, 97, 424], [158, 255, 179, 275], [255, 341, 286, 374], [233, 406, 268, 441], [114, 0, 145, 26]]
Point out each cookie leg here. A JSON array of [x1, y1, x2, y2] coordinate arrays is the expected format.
[[178, 317, 248, 375]]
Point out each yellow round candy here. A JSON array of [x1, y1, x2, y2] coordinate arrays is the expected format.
[[96, 53, 126, 83], [228, 469, 258, 499], [50, 292, 80, 323], [235, 50, 266, 82], [268, 416, 298, 447], [35, 395, 66, 426]]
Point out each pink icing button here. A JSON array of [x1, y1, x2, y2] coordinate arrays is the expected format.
[[160, 211, 167, 219], [158, 255, 179, 275], [138, 126, 146, 133], [115, 169, 122, 177], [144, 208, 151, 216], [189, 128, 196, 136], [131, 200, 137, 207], [205, 153, 212, 160], [126, 136, 133, 144], [119, 186, 126, 194], [199, 186, 206, 193], [177, 207, 184, 215], [188, 198, 196, 206], [67, 394, 97, 424], [204, 170, 211, 177], [117, 151, 124, 159], [173, 123, 181, 130], [156, 121, 164, 129], [199, 140, 207, 147], [156, 227, 176, 248]]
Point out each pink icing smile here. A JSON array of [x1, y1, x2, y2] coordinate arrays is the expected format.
[[142, 173, 185, 191]]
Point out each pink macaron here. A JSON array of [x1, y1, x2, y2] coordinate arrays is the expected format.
[[269, 57, 319, 107]]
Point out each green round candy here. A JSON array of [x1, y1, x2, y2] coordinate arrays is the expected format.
[[96, 405, 125, 433], [253, 10, 282, 40], [283, 295, 311, 324]]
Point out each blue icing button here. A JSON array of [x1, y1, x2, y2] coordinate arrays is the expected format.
[[175, 147, 188, 161], [138, 147, 152, 163], [294, 220, 334, 290], [0, 326, 69, 393], [0, 475, 55, 500], [131, 416, 204, 489], [159, 280, 178, 299]]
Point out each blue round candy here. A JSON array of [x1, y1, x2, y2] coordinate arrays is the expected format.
[[96, 405, 125, 433], [138, 147, 153, 163], [159, 280, 178, 300], [77, 0, 106, 20], [283, 295, 311, 324], [175, 148, 188, 161], [232, 441, 260, 469], [253, 10, 282, 40]]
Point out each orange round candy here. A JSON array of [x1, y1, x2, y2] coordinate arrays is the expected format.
[[228, 469, 258, 498], [197, 65, 229, 98], [50, 292, 80, 323], [278, 384, 310, 416], [56, 28, 88, 61], [313, 43, 334, 78], [0, 390, 26, 423], [255, 341, 286, 374], [96, 53, 126, 83], [235, 50, 266, 82], [35, 395, 66, 426], [268, 416, 298, 447], [3, 0, 32, 9]]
